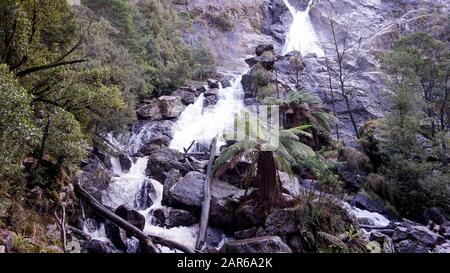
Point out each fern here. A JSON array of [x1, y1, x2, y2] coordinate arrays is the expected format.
[[317, 231, 348, 252]]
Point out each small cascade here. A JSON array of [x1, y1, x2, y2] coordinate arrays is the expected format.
[[170, 76, 246, 152], [282, 0, 324, 57], [102, 156, 150, 209], [342, 202, 391, 228]]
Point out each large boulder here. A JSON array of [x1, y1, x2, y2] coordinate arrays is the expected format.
[[158, 96, 186, 119], [147, 148, 190, 182], [115, 205, 146, 234], [408, 225, 446, 247], [255, 44, 274, 56], [105, 223, 128, 251], [423, 208, 448, 226], [137, 100, 162, 120], [162, 169, 182, 206], [172, 88, 198, 105], [235, 200, 266, 230], [264, 209, 298, 236], [349, 194, 385, 214], [395, 240, 428, 253], [85, 240, 114, 253], [169, 171, 205, 208], [434, 242, 450, 253], [132, 120, 174, 155], [209, 179, 248, 231], [152, 207, 196, 228], [79, 158, 112, 201], [137, 96, 186, 121], [279, 172, 300, 197], [222, 236, 292, 253]]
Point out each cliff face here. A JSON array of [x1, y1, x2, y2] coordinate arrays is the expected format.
[[178, 0, 449, 143]]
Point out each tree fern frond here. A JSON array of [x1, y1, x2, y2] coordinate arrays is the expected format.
[[212, 140, 257, 176], [317, 232, 348, 252]]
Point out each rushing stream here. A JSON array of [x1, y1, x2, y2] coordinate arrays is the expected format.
[[91, 0, 391, 253]]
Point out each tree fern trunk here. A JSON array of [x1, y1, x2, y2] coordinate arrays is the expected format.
[[257, 151, 281, 208]]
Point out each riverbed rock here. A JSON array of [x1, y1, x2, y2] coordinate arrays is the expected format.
[[223, 236, 292, 253], [147, 148, 190, 182], [137, 99, 162, 120], [105, 223, 128, 251], [133, 120, 175, 155], [369, 232, 395, 253], [234, 227, 258, 240], [434, 242, 450, 253], [349, 194, 385, 214], [423, 207, 448, 226], [279, 171, 300, 197], [0, 229, 15, 253], [158, 96, 186, 119], [408, 225, 446, 247], [169, 171, 205, 208], [235, 200, 266, 230], [162, 169, 182, 206], [153, 207, 196, 228], [85, 240, 114, 253], [264, 209, 297, 236], [134, 179, 156, 210], [172, 88, 198, 105], [114, 205, 146, 233], [395, 239, 428, 253], [79, 158, 112, 201]]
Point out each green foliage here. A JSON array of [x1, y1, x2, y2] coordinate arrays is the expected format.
[[378, 32, 450, 219], [209, 12, 234, 32], [0, 65, 38, 179], [191, 46, 216, 80]]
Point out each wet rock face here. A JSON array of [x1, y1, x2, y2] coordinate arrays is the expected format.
[[133, 120, 175, 155], [147, 148, 191, 182], [137, 96, 186, 121], [85, 240, 114, 254], [79, 158, 112, 201], [222, 236, 292, 253], [114, 205, 146, 233], [153, 207, 196, 228], [105, 223, 128, 251], [169, 171, 205, 208]]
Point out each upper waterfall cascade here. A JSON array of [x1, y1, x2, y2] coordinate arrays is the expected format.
[[282, 0, 325, 57]]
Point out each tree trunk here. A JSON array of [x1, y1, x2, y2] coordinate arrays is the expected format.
[[257, 151, 281, 208], [196, 137, 217, 250]]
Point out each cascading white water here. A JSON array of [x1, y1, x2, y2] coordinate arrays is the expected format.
[[170, 76, 246, 152], [342, 202, 391, 228], [98, 133, 197, 252], [282, 0, 324, 57]]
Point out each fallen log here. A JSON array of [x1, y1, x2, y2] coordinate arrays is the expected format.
[[195, 137, 217, 250], [74, 180, 195, 253]]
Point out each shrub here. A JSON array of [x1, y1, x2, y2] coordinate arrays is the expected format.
[[338, 146, 372, 172], [210, 12, 234, 32]]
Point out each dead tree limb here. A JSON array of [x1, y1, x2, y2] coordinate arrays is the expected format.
[[196, 137, 217, 250], [74, 180, 195, 253]]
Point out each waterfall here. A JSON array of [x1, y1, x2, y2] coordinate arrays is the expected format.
[[282, 0, 324, 57], [170, 76, 246, 152]]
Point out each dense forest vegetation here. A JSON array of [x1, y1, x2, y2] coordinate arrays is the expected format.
[[0, 0, 215, 251]]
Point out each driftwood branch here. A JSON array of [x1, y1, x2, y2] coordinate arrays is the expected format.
[[196, 137, 217, 250], [74, 180, 195, 253]]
